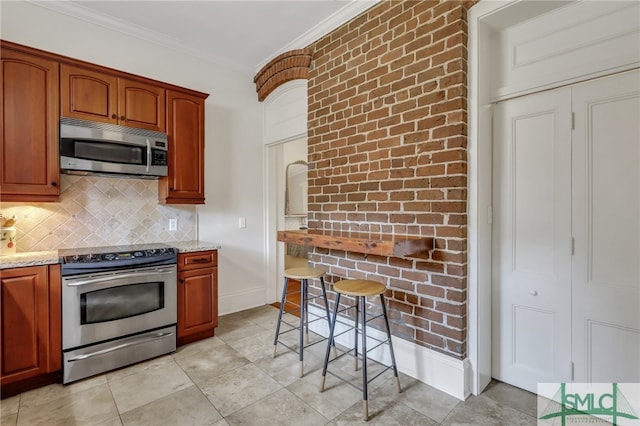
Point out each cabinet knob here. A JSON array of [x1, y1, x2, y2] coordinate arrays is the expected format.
[[111, 114, 117, 119], [179, 279, 184, 284], [120, 115, 125, 120], [51, 182, 57, 187], [169, 187, 174, 191]]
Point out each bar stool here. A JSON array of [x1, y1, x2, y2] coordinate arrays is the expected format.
[[273, 266, 333, 377], [320, 279, 401, 421]]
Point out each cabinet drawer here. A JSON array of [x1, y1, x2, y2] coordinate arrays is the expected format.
[[178, 250, 217, 271]]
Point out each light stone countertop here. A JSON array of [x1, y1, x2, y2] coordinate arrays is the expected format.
[[170, 240, 221, 253], [0, 251, 60, 270], [0, 241, 221, 270]]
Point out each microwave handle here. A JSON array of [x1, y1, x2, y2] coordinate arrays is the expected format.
[[146, 139, 151, 172]]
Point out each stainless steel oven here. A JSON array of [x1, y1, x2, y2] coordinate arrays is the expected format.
[[60, 244, 178, 384]]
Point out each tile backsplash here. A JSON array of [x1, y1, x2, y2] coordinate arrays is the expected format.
[[0, 175, 197, 252]]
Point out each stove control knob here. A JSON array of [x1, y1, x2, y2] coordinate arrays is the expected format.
[[147, 249, 157, 255], [72, 254, 80, 262], [133, 251, 145, 257], [104, 253, 116, 261]]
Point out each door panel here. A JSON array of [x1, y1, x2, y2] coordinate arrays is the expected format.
[[572, 69, 640, 383], [492, 87, 573, 392], [1, 49, 59, 199], [119, 79, 165, 132], [60, 64, 117, 124]]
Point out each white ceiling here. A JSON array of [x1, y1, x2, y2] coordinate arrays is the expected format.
[[40, 0, 379, 75]]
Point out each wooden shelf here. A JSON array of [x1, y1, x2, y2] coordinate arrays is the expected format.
[[277, 229, 433, 258]]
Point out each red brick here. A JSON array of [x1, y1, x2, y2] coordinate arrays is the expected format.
[[415, 330, 444, 348], [415, 306, 444, 323], [431, 323, 465, 341], [417, 283, 445, 298], [403, 314, 430, 331], [434, 301, 466, 316], [431, 274, 466, 289]]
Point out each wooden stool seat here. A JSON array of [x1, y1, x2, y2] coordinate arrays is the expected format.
[[334, 279, 386, 297], [284, 266, 326, 280]]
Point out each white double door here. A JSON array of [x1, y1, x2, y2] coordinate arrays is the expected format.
[[492, 70, 640, 393]]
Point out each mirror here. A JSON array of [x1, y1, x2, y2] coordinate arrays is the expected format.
[[285, 160, 308, 216]]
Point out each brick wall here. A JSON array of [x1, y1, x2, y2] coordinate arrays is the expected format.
[[306, 0, 475, 359]]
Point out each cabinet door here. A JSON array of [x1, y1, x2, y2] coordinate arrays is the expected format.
[[119, 78, 166, 132], [177, 267, 218, 345], [60, 64, 118, 124], [0, 265, 61, 385], [162, 91, 205, 204], [0, 49, 60, 201]]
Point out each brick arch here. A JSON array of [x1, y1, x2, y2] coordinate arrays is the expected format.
[[254, 49, 312, 101]]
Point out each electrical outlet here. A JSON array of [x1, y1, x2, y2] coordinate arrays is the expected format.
[[169, 218, 177, 231], [238, 217, 246, 229]]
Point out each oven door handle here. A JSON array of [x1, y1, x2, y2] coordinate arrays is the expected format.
[[66, 331, 174, 362], [65, 268, 175, 287]]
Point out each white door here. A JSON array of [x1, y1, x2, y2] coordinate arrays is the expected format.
[[492, 88, 573, 393], [571, 70, 640, 383]]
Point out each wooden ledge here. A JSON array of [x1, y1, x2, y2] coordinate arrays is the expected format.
[[277, 229, 433, 258]]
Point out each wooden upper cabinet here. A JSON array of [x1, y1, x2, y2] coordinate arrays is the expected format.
[[160, 90, 206, 204], [61, 64, 165, 132], [60, 64, 117, 125], [119, 78, 165, 132], [0, 48, 60, 202]]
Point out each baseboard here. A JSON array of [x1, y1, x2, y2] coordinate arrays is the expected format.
[[218, 286, 265, 316], [306, 305, 471, 401]]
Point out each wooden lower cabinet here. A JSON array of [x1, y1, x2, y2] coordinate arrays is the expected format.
[[177, 250, 218, 346], [0, 265, 61, 396]]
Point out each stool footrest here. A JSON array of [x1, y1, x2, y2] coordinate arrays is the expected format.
[[324, 363, 394, 392], [275, 334, 328, 354]]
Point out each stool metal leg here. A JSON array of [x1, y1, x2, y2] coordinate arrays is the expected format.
[[299, 279, 306, 377], [354, 295, 359, 371], [273, 277, 290, 357], [380, 293, 401, 393], [360, 296, 369, 421], [320, 292, 341, 392], [319, 277, 334, 350]]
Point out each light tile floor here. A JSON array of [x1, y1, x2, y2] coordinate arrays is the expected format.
[[0, 305, 537, 425]]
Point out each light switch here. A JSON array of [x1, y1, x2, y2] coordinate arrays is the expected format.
[[238, 217, 246, 228], [169, 218, 177, 231]]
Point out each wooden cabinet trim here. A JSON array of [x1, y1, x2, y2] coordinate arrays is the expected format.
[[1, 40, 209, 99]]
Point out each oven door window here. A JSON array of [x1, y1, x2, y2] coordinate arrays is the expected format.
[[81, 282, 164, 324]]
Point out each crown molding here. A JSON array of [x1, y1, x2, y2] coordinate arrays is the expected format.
[[254, 0, 382, 74], [26, 0, 381, 77], [27, 0, 252, 75]]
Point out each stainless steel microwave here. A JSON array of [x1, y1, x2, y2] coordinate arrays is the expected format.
[[60, 117, 168, 179]]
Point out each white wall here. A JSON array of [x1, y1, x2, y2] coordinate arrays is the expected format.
[[1, 1, 266, 315]]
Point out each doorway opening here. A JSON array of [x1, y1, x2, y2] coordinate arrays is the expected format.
[[265, 137, 308, 312]]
